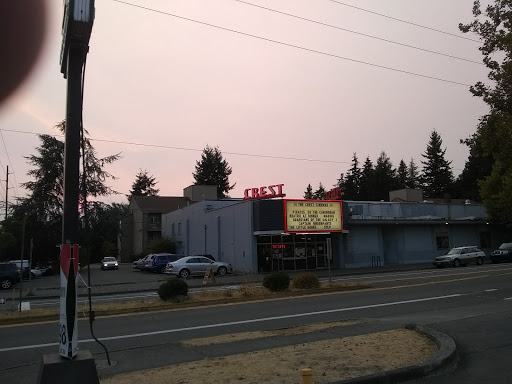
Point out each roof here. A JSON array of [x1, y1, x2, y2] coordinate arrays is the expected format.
[[130, 196, 192, 213]]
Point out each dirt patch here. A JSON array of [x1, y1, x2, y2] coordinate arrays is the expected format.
[[100, 327, 438, 384]]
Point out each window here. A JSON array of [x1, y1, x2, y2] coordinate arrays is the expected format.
[[436, 233, 449, 250], [178, 222, 182, 235], [171, 223, 175, 236], [148, 214, 160, 225], [480, 231, 491, 248]]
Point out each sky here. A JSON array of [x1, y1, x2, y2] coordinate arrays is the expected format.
[[0, 0, 492, 217]]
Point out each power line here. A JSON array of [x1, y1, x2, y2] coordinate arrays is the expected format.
[[233, 0, 483, 66], [326, 0, 481, 43], [0, 128, 475, 173], [0, 128, 353, 165], [109, 0, 472, 87]]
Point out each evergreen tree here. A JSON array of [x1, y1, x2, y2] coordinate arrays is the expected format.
[[397, 159, 408, 189], [358, 156, 375, 201], [193, 145, 235, 198], [374, 151, 398, 201], [406, 158, 420, 189], [420, 130, 454, 198], [303, 184, 314, 199], [129, 169, 159, 199], [312, 183, 326, 200], [337, 173, 346, 198], [459, 1, 512, 226], [343, 153, 361, 200], [12, 121, 120, 264]]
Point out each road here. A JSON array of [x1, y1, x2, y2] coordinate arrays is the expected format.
[[1, 264, 512, 383]]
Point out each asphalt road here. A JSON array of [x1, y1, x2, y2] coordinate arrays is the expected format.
[[1, 263, 512, 383]]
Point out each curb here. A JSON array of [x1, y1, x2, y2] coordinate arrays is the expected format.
[[333, 324, 457, 384]]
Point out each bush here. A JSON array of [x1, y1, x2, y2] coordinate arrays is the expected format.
[[292, 273, 320, 289], [158, 279, 189, 301], [262, 271, 290, 292]]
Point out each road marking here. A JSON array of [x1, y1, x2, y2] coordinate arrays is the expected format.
[[0, 293, 462, 353], [504, 297, 512, 301], [485, 289, 498, 292]]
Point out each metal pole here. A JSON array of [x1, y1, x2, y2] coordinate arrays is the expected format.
[[18, 217, 26, 311], [5, 165, 8, 220], [60, 42, 85, 359]]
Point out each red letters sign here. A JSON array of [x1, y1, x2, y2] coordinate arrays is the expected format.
[[272, 244, 286, 249], [244, 184, 285, 200]]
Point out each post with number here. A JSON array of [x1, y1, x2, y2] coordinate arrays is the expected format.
[[59, 244, 79, 359]]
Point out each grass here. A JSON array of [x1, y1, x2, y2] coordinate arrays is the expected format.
[[0, 281, 372, 325]]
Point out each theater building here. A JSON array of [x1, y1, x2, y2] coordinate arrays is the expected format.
[[161, 186, 501, 273]]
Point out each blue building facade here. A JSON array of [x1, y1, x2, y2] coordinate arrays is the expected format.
[[161, 199, 501, 273]]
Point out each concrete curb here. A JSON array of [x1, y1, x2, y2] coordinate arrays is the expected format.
[[333, 324, 457, 384]]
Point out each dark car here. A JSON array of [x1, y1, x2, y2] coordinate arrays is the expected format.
[[144, 253, 181, 273], [490, 242, 512, 263], [0, 263, 21, 289]]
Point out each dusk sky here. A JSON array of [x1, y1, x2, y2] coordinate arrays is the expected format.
[[0, 0, 492, 215]]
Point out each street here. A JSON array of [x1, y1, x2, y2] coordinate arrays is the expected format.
[[1, 264, 512, 383]]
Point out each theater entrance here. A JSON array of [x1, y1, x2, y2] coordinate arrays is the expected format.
[[257, 233, 330, 272]]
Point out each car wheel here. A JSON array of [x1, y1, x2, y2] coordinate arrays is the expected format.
[[476, 257, 483, 266], [1, 279, 12, 289], [30, 272, 35, 279], [179, 269, 190, 278], [216, 266, 227, 276], [453, 259, 461, 268]]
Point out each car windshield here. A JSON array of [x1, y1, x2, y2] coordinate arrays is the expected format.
[[104, 257, 116, 262], [447, 249, 462, 255], [499, 243, 512, 250]]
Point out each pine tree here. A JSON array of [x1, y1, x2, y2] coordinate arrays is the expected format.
[[129, 169, 159, 199], [420, 130, 454, 198], [397, 160, 408, 189], [193, 145, 235, 198], [313, 183, 326, 199], [406, 158, 420, 189], [374, 151, 398, 201], [303, 184, 314, 199], [343, 153, 361, 200], [359, 156, 375, 201]]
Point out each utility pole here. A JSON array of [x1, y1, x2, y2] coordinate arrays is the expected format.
[[37, 1, 99, 383], [4, 165, 9, 220]]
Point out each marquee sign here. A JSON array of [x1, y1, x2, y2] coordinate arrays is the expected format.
[[244, 183, 285, 200], [284, 199, 343, 233]]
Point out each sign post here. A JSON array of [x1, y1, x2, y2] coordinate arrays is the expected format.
[[59, 244, 79, 359], [326, 238, 332, 283]]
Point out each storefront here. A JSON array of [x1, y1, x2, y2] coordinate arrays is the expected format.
[[257, 233, 332, 272]]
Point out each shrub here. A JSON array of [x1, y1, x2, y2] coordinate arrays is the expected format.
[[262, 271, 290, 292], [292, 273, 320, 289], [158, 279, 189, 301]]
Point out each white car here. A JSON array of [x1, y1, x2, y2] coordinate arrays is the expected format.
[[433, 246, 486, 268], [164, 256, 232, 278], [100, 257, 119, 270], [30, 268, 43, 279]]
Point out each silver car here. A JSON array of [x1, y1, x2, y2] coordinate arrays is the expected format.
[[433, 246, 486, 268], [101, 257, 119, 270], [164, 256, 232, 278]]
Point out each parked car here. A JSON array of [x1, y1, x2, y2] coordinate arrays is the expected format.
[[490, 242, 512, 263], [132, 256, 148, 270], [0, 262, 21, 289], [144, 253, 181, 273], [9, 260, 33, 279], [100, 257, 119, 270], [30, 268, 43, 279], [35, 263, 55, 276], [164, 256, 233, 278], [433, 246, 486, 268]]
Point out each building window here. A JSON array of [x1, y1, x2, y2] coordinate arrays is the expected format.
[[148, 214, 160, 225], [172, 223, 175, 236], [178, 222, 182, 235], [436, 233, 449, 250]]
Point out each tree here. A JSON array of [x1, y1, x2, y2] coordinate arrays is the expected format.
[[146, 236, 176, 254], [358, 156, 376, 201], [303, 184, 314, 199], [374, 151, 398, 201], [12, 121, 121, 264], [343, 153, 361, 200], [406, 158, 421, 189], [312, 183, 326, 200], [397, 160, 408, 189], [459, 1, 512, 227], [193, 145, 235, 199], [420, 130, 454, 198], [129, 169, 159, 199]]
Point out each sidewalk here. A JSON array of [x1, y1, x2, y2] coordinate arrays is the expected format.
[[14, 262, 434, 300]]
